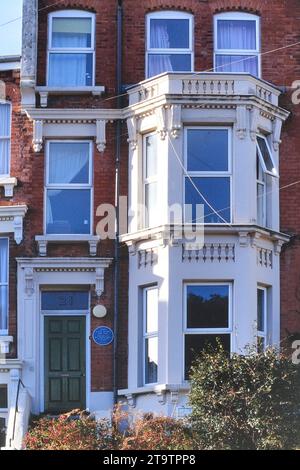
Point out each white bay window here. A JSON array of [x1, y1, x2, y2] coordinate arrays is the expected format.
[[184, 127, 231, 224], [48, 10, 95, 87], [0, 238, 8, 334], [0, 104, 11, 176], [146, 11, 193, 78], [46, 141, 92, 235], [184, 283, 232, 380], [214, 12, 260, 76]]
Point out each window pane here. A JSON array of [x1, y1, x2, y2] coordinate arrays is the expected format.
[[185, 334, 230, 380], [217, 20, 256, 50], [257, 182, 265, 226], [257, 336, 265, 353], [187, 129, 228, 172], [48, 53, 93, 86], [42, 291, 89, 311], [0, 286, 8, 331], [46, 189, 91, 234], [0, 385, 8, 409], [145, 135, 157, 179], [257, 289, 265, 333], [145, 182, 158, 227], [0, 418, 6, 448], [187, 285, 229, 329], [185, 177, 231, 223], [0, 239, 8, 284], [0, 140, 9, 175], [145, 288, 158, 333], [215, 54, 258, 75], [49, 142, 90, 184], [0, 104, 10, 136], [148, 54, 191, 77], [150, 19, 190, 49], [145, 337, 158, 384], [52, 18, 92, 48], [257, 136, 276, 175]]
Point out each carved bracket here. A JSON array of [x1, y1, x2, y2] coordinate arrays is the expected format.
[[236, 105, 247, 140], [156, 390, 166, 405], [14, 216, 24, 245], [96, 119, 107, 153], [127, 116, 139, 150], [272, 117, 283, 151], [95, 267, 104, 298], [33, 120, 43, 152], [169, 104, 182, 138], [24, 267, 35, 296], [250, 108, 259, 141], [126, 393, 136, 408], [155, 106, 167, 140]]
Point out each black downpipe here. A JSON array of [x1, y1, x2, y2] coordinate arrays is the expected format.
[[113, 0, 123, 405]]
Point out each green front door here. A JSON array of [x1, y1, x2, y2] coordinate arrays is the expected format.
[[44, 316, 86, 413]]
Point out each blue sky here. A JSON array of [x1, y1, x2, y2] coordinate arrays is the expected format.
[[0, 1, 23, 56]]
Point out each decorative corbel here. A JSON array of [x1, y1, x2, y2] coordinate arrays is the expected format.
[[274, 239, 285, 255], [24, 267, 35, 296], [33, 119, 44, 152], [236, 105, 247, 140], [272, 117, 282, 151], [156, 390, 166, 405], [155, 106, 167, 140], [127, 116, 138, 150], [13, 216, 24, 245], [95, 267, 104, 298], [170, 390, 179, 404], [96, 119, 107, 153], [0, 80, 5, 100], [169, 104, 182, 138], [250, 232, 262, 248], [250, 107, 259, 141], [126, 393, 136, 408], [238, 231, 250, 247]]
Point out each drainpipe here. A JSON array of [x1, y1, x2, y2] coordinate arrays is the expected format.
[[113, 0, 123, 405]]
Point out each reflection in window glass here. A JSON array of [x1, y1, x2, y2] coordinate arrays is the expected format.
[[187, 285, 229, 329]]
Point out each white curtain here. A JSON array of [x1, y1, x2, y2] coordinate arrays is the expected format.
[[215, 54, 258, 75], [49, 142, 89, 184], [48, 53, 90, 87], [217, 20, 256, 50], [0, 239, 8, 331], [148, 23, 173, 77], [0, 104, 10, 175]]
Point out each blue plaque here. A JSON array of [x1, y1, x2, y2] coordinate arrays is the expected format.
[[92, 327, 114, 346]]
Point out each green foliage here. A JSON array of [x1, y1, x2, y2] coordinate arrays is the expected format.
[[189, 345, 300, 450]]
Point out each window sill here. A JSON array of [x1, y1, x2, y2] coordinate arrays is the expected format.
[[0, 176, 17, 197], [35, 234, 100, 257], [118, 383, 190, 407], [0, 336, 13, 354], [36, 86, 105, 107]]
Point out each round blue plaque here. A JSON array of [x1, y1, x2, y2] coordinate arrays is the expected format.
[[92, 326, 114, 346]]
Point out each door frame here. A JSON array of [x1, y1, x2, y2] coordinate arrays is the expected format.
[[39, 295, 91, 413]]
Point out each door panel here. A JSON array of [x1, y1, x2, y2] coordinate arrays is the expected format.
[[45, 316, 86, 413]]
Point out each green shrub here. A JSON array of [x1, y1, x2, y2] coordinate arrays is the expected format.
[[189, 345, 300, 450]]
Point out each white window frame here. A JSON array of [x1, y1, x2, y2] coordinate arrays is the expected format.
[[47, 10, 96, 87], [256, 151, 267, 227], [143, 132, 158, 228], [146, 10, 194, 78], [214, 11, 261, 77], [0, 102, 11, 177], [0, 237, 9, 335], [184, 126, 232, 224], [143, 286, 159, 386], [257, 286, 267, 351], [183, 282, 233, 381], [256, 134, 278, 177], [44, 140, 93, 236]]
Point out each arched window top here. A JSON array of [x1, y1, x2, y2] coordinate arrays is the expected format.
[[214, 11, 260, 77], [47, 10, 95, 87], [146, 11, 194, 78]]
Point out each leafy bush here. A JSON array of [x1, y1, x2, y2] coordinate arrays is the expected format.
[[24, 410, 113, 450], [120, 413, 192, 450], [24, 408, 192, 451], [189, 345, 300, 450]]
